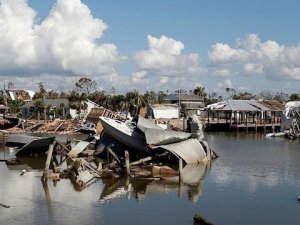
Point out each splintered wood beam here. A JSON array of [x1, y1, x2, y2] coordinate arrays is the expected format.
[[57, 141, 71, 153], [125, 151, 130, 175], [45, 140, 56, 178], [130, 157, 152, 166], [107, 147, 121, 164]]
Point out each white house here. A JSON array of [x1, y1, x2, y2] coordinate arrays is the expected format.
[[147, 104, 180, 119]]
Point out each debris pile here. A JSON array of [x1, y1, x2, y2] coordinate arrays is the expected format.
[[5, 119, 83, 134], [3, 114, 217, 192], [267, 101, 300, 139]]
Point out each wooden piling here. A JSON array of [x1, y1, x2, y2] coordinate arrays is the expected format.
[[230, 111, 233, 130], [246, 112, 248, 131], [125, 151, 130, 175], [45, 140, 56, 178], [179, 158, 183, 181]]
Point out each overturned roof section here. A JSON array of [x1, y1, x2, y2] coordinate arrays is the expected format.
[[138, 116, 192, 145], [137, 116, 163, 131], [143, 128, 192, 145], [158, 139, 207, 164], [207, 99, 270, 111]]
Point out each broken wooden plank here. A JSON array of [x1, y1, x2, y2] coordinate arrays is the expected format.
[[125, 151, 130, 175], [80, 159, 102, 177], [49, 172, 60, 180], [44, 140, 56, 179], [67, 141, 90, 158], [107, 147, 121, 164], [56, 141, 71, 154], [76, 170, 95, 184], [54, 121, 65, 132], [152, 165, 179, 176], [130, 156, 152, 166]]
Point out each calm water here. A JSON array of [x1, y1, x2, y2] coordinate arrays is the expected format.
[[0, 132, 300, 225]]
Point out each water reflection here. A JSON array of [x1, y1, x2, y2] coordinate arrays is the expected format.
[[4, 155, 50, 171], [100, 161, 212, 203], [206, 132, 300, 193]]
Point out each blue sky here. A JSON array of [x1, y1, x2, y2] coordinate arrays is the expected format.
[[1, 0, 300, 95]]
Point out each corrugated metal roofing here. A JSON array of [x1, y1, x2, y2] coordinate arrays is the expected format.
[[208, 100, 270, 111], [158, 139, 207, 164]]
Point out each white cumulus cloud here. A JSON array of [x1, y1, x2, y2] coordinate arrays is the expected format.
[[208, 43, 249, 66], [131, 71, 148, 83], [208, 33, 300, 80], [135, 35, 204, 77], [0, 0, 121, 77], [212, 69, 232, 77], [213, 79, 233, 94], [243, 63, 263, 75]]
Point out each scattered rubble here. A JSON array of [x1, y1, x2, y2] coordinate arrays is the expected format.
[[2, 112, 217, 192], [194, 213, 214, 225], [267, 101, 300, 139], [4, 118, 83, 134]]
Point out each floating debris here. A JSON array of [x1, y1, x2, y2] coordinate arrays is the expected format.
[[0, 203, 10, 209], [193, 213, 214, 225], [267, 101, 300, 139], [20, 169, 26, 176]]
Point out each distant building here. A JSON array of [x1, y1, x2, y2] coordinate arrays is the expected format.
[[21, 99, 69, 118], [205, 99, 284, 131], [165, 94, 204, 115], [147, 104, 180, 119]]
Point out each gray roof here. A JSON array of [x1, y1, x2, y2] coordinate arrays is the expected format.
[[208, 100, 270, 111], [182, 102, 205, 109], [165, 94, 203, 102], [21, 99, 69, 108]]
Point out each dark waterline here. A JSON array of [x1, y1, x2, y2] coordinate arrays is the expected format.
[[0, 132, 300, 225]]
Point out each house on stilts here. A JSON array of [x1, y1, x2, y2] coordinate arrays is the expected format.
[[204, 99, 284, 132]]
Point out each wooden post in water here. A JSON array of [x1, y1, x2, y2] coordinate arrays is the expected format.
[[178, 178, 184, 198], [45, 140, 56, 179], [179, 158, 183, 181], [230, 110, 232, 130], [236, 111, 239, 132], [254, 112, 258, 132], [125, 151, 130, 175], [263, 111, 266, 132], [246, 112, 248, 131]]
